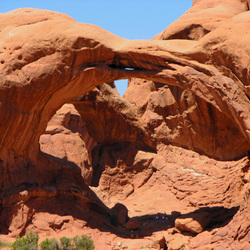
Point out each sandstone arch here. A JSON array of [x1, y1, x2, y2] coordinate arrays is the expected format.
[[0, 2, 249, 247], [0, 8, 249, 166]]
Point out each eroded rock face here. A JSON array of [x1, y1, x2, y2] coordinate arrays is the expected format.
[[40, 104, 94, 184], [71, 83, 153, 148], [125, 0, 250, 160], [0, 0, 249, 249]]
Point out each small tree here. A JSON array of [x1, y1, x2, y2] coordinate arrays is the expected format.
[[39, 238, 60, 250], [73, 235, 95, 250], [60, 237, 73, 250], [10, 232, 95, 250], [12, 231, 39, 250]]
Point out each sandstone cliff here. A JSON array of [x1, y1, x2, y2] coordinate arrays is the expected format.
[[0, 0, 249, 249]]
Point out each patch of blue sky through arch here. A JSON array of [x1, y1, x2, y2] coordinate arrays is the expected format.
[[1, 0, 193, 96]]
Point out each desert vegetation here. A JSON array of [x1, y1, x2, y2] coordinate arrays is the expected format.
[[0, 232, 94, 250]]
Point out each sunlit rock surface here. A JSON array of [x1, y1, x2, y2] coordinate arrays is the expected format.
[[0, 1, 249, 249]]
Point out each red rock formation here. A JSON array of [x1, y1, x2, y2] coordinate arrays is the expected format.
[[0, 0, 249, 249], [40, 103, 94, 184], [125, 0, 250, 160]]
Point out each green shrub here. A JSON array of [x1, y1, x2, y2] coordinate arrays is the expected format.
[[140, 244, 150, 249], [59, 237, 73, 250], [39, 238, 60, 250], [9, 232, 94, 250], [73, 235, 95, 250], [12, 231, 39, 250]]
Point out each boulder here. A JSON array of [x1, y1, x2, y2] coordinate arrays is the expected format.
[[175, 206, 240, 234], [151, 235, 166, 249], [110, 203, 128, 225]]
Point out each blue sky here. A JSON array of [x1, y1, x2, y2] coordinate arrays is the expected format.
[[1, 0, 193, 95]]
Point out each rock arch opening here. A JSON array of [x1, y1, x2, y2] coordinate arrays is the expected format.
[[39, 79, 157, 189], [114, 79, 129, 96]]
